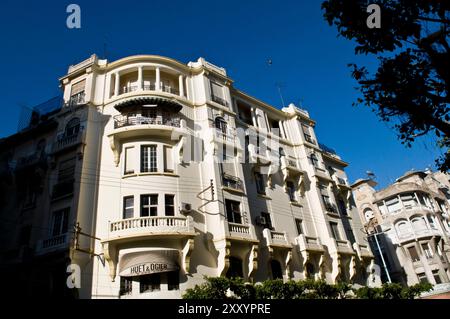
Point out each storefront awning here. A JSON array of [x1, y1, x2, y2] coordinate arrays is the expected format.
[[119, 249, 180, 277]]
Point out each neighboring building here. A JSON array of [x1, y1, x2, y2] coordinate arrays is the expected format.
[[352, 170, 450, 291], [0, 54, 373, 299]]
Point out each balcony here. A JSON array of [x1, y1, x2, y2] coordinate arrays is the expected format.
[[353, 243, 373, 259], [211, 95, 229, 107], [51, 131, 84, 154], [228, 222, 252, 240], [114, 114, 181, 129], [396, 228, 442, 243], [108, 216, 195, 241], [36, 233, 70, 255], [334, 239, 355, 255], [263, 229, 291, 248], [65, 92, 86, 108], [296, 235, 325, 253], [222, 174, 244, 192], [213, 127, 236, 145], [281, 156, 301, 172]]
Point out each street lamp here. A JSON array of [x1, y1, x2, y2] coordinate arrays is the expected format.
[[361, 221, 392, 283]]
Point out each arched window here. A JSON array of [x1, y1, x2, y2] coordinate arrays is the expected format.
[[214, 117, 227, 133], [65, 118, 80, 137], [270, 260, 283, 280], [363, 208, 375, 222], [226, 257, 243, 279], [396, 220, 410, 235], [411, 216, 427, 231]]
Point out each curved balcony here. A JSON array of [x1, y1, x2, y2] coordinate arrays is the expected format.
[[106, 216, 195, 243], [396, 227, 442, 244]]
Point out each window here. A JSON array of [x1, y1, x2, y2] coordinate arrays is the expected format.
[[270, 260, 283, 279], [237, 101, 253, 126], [141, 145, 157, 173], [52, 208, 69, 237], [305, 263, 315, 279], [320, 187, 333, 211], [120, 277, 133, 296], [141, 194, 158, 217], [140, 274, 160, 293], [124, 147, 135, 174], [255, 172, 266, 195], [165, 195, 175, 216], [123, 196, 134, 219], [210, 81, 227, 106], [65, 118, 80, 137], [71, 79, 85, 97], [421, 243, 433, 259], [226, 257, 243, 278], [295, 219, 304, 235], [329, 222, 341, 240], [408, 246, 420, 262], [286, 181, 297, 202], [337, 198, 347, 216], [433, 271, 442, 284], [58, 158, 76, 183], [167, 271, 179, 291], [261, 212, 273, 229], [401, 193, 418, 209], [164, 146, 174, 173], [270, 120, 281, 137], [417, 273, 429, 284], [386, 197, 402, 214], [215, 117, 227, 133], [427, 215, 437, 229], [309, 153, 319, 168], [302, 124, 314, 144], [225, 200, 242, 224], [364, 209, 375, 221]]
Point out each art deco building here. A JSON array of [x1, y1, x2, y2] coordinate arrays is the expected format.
[[352, 170, 450, 292], [0, 54, 373, 299]]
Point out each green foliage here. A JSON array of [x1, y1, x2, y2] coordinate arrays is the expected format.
[[182, 277, 433, 299], [322, 0, 450, 172]]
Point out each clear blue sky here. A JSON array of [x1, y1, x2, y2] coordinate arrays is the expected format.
[[0, 0, 441, 188]]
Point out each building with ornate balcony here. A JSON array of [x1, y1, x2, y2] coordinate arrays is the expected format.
[[0, 54, 373, 299], [352, 170, 450, 290]]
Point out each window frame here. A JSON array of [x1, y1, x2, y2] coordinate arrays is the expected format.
[[165, 194, 175, 216], [141, 194, 158, 217], [123, 196, 134, 219], [141, 145, 158, 173]]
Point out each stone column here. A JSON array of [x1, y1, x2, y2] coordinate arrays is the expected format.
[[114, 72, 120, 96], [138, 66, 143, 90], [155, 67, 161, 91], [179, 74, 184, 97]]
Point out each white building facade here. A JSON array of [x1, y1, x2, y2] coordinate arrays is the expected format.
[[0, 54, 374, 299], [352, 171, 450, 289]]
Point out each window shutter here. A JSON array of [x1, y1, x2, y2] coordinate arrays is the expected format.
[[71, 79, 86, 95], [164, 146, 174, 172], [222, 162, 236, 176], [124, 147, 135, 174], [211, 82, 224, 98]]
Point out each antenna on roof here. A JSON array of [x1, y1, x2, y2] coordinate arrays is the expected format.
[[267, 58, 286, 108]]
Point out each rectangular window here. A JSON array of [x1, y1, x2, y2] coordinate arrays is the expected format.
[[120, 277, 133, 296], [123, 196, 134, 219], [124, 147, 135, 174], [225, 200, 242, 224], [261, 212, 273, 229], [141, 194, 158, 217], [52, 208, 69, 237], [237, 102, 253, 126], [302, 124, 314, 144], [164, 146, 174, 172], [310, 154, 319, 168], [421, 243, 433, 259], [433, 271, 442, 284], [255, 172, 266, 195], [210, 81, 227, 106], [408, 246, 420, 262], [338, 199, 348, 216], [286, 181, 297, 202], [168, 271, 180, 291], [417, 273, 429, 284], [165, 195, 175, 216], [386, 197, 402, 214], [295, 219, 303, 235], [329, 222, 341, 240], [140, 274, 160, 293], [71, 79, 86, 96], [141, 145, 157, 173], [58, 158, 76, 183]]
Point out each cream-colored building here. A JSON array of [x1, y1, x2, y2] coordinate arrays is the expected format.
[[0, 54, 374, 299], [352, 170, 450, 288]]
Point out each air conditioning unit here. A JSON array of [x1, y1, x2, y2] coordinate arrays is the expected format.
[[255, 216, 267, 226], [180, 203, 192, 215]]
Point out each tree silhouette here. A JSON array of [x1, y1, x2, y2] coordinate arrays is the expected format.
[[322, 0, 450, 171]]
